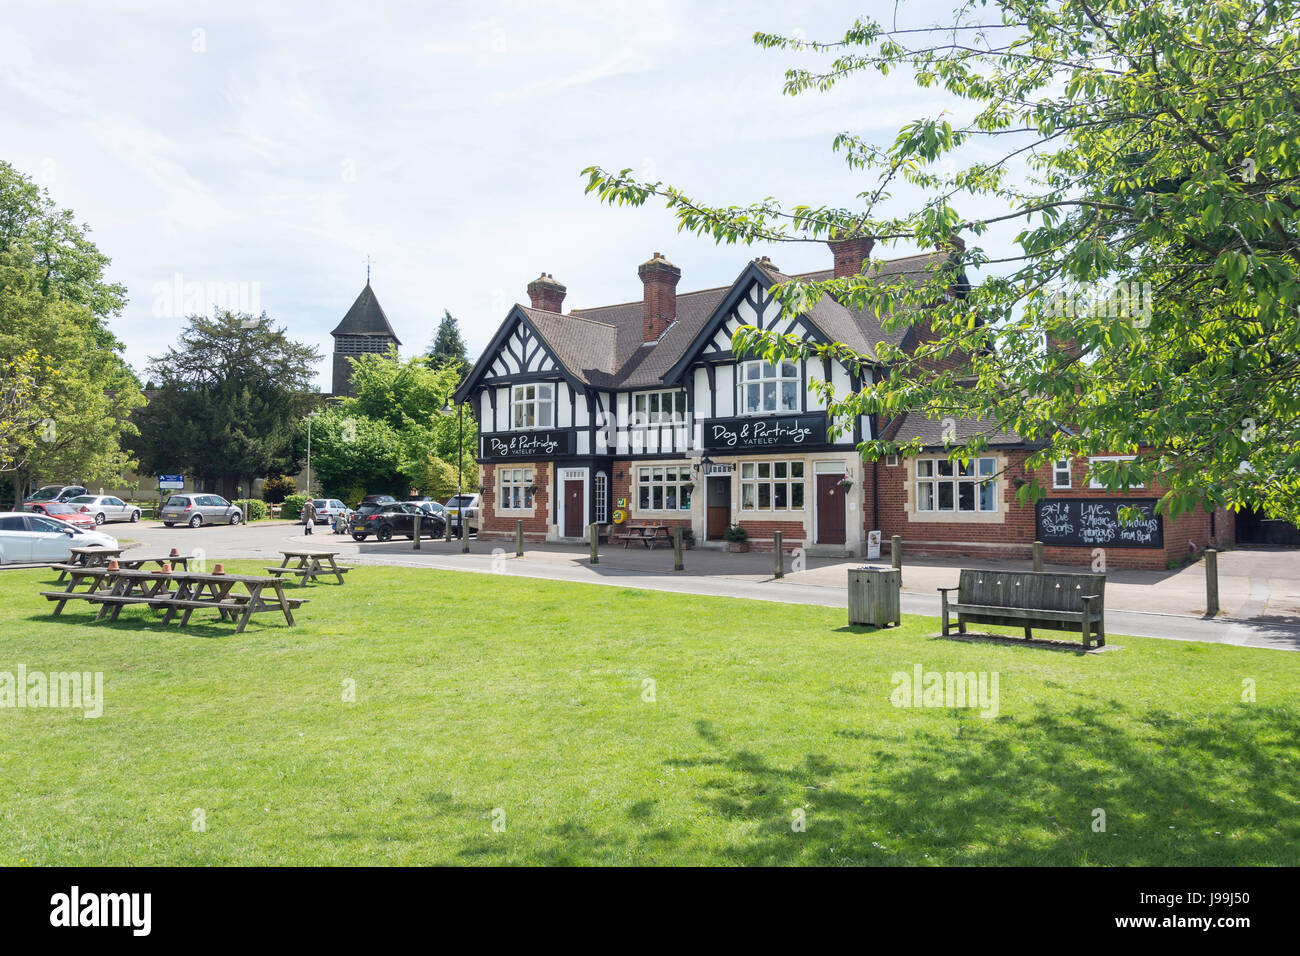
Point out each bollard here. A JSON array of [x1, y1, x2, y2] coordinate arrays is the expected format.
[[413, 515, 421, 550], [589, 522, 599, 565], [773, 531, 784, 578], [1032, 540, 1044, 572], [673, 527, 684, 572], [445, 512, 452, 543], [891, 535, 902, 574], [515, 520, 524, 558], [1205, 548, 1220, 616], [461, 513, 469, 553]]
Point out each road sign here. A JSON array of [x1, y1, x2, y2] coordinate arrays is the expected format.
[[158, 475, 185, 490]]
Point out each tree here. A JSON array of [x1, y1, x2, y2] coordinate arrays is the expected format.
[[0, 349, 54, 474], [426, 309, 469, 374], [132, 311, 321, 496], [584, 0, 1300, 524]]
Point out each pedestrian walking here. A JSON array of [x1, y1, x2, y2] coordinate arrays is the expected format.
[[304, 500, 316, 535]]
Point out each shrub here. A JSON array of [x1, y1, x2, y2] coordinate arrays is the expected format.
[[233, 498, 269, 521], [281, 493, 309, 521], [723, 525, 748, 543], [261, 474, 296, 503]]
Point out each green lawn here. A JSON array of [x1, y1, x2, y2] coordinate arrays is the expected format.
[[1, 563, 1297, 865]]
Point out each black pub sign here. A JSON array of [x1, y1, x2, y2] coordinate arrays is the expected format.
[[702, 414, 828, 451], [480, 429, 576, 459], [1035, 498, 1164, 549]]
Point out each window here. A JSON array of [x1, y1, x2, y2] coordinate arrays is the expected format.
[[511, 383, 554, 429], [740, 460, 805, 511], [637, 466, 693, 511], [499, 468, 535, 510], [594, 473, 608, 523], [1087, 456, 1143, 489], [632, 390, 687, 424], [915, 458, 997, 513], [886, 454, 899, 467], [738, 360, 799, 414], [1053, 460, 1071, 489]]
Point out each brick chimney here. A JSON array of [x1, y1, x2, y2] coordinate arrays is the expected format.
[[1045, 332, 1084, 363], [827, 235, 875, 278], [526, 273, 566, 313], [638, 252, 681, 342]]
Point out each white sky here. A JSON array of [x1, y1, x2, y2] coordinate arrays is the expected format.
[[1, 0, 1010, 388]]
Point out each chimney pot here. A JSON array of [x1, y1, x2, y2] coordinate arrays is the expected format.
[[527, 272, 567, 313], [638, 252, 681, 343], [826, 234, 876, 278]]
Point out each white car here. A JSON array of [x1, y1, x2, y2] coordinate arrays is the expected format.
[[304, 498, 350, 524], [443, 494, 481, 534], [66, 494, 141, 524], [0, 512, 119, 565]]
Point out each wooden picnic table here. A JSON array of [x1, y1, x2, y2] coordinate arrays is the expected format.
[[119, 552, 195, 572], [616, 523, 674, 549], [43, 565, 115, 615], [90, 569, 304, 633], [56, 546, 125, 581], [266, 549, 353, 585]]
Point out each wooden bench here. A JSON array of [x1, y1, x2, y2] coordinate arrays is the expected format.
[[938, 569, 1106, 647], [615, 523, 673, 549]]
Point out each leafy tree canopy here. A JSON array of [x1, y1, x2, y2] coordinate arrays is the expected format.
[[584, 0, 1300, 523]]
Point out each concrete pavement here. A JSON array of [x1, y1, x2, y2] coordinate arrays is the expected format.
[[99, 519, 1300, 652]]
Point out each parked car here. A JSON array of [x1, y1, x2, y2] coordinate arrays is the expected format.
[[355, 494, 397, 511], [21, 484, 87, 511], [27, 501, 98, 531], [66, 494, 142, 524], [160, 493, 243, 528], [0, 512, 118, 565], [405, 500, 449, 520], [304, 498, 350, 524], [443, 494, 482, 535], [350, 502, 445, 542]]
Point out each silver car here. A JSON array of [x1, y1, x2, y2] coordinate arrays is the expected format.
[[66, 494, 141, 524], [160, 493, 243, 528]]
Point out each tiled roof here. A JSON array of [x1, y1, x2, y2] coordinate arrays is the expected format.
[[330, 283, 402, 344], [882, 411, 1037, 449]]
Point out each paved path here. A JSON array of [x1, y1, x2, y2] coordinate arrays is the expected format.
[[89, 520, 1300, 652]]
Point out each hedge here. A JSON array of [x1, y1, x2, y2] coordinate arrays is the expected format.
[[280, 493, 309, 521], [233, 498, 269, 521]]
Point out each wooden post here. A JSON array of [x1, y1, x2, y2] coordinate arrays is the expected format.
[[589, 522, 599, 565], [461, 512, 469, 553], [413, 514, 421, 550], [673, 527, 684, 572], [1032, 540, 1044, 572], [1205, 548, 1220, 616], [445, 512, 452, 542], [891, 535, 902, 575], [515, 520, 524, 557], [773, 531, 783, 578]]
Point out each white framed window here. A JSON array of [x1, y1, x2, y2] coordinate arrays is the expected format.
[[499, 467, 535, 510], [637, 465, 693, 512], [593, 472, 608, 523], [1087, 455, 1143, 489], [915, 458, 997, 513], [632, 390, 687, 424], [1053, 459, 1072, 489], [738, 360, 799, 415], [885, 454, 899, 467], [740, 460, 806, 511], [511, 383, 554, 429]]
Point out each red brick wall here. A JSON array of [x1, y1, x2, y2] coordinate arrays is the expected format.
[[480, 461, 551, 541], [737, 519, 805, 552], [612, 459, 692, 532]]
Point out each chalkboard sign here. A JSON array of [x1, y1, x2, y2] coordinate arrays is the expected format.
[[1035, 498, 1163, 549]]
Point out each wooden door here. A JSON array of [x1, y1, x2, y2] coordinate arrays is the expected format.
[[706, 476, 730, 539], [816, 474, 846, 545], [564, 480, 584, 537]]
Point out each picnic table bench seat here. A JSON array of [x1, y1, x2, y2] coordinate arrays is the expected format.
[[939, 568, 1106, 647]]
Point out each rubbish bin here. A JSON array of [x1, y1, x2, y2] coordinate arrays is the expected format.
[[847, 567, 901, 627]]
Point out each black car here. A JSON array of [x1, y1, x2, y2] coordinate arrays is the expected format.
[[351, 503, 445, 542], [356, 494, 397, 510]]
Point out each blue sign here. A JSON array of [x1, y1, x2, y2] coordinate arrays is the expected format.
[[158, 474, 185, 490]]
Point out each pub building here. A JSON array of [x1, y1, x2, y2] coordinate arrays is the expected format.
[[453, 242, 1233, 569]]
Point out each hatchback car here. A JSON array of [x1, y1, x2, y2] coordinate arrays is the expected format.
[[350, 503, 444, 542], [160, 494, 243, 528], [304, 498, 350, 524], [0, 512, 118, 565], [443, 494, 482, 535], [66, 494, 142, 524], [21, 484, 87, 510], [27, 501, 99, 531]]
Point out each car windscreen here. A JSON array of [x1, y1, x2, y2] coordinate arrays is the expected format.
[[312, 499, 328, 507], [354, 504, 383, 515], [27, 487, 61, 501], [165, 496, 190, 506], [68, 496, 95, 503], [41, 503, 74, 513], [446, 496, 475, 508]]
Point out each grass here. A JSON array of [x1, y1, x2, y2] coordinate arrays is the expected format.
[[1, 562, 1298, 866]]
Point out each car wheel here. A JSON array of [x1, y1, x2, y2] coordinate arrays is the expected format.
[[130, 510, 140, 522], [188, 514, 203, 529], [351, 533, 367, 542], [376, 526, 393, 542], [94, 513, 105, 525], [230, 511, 242, 525]]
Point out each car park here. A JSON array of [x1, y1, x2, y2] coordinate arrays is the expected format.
[[160, 493, 243, 528], [21, 484, 87, 511], [350, 502, 444, 542], [0, 512, 118, 565], [66, 494, 141, 524], [26, 501, 99, 531], [443, 494, 481, 535]]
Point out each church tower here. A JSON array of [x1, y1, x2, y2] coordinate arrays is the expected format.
[[330, 281, 402, 396]]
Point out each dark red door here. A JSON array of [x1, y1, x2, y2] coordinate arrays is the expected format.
[[564, 480, 584, 537], [816, 474, 846, 544]]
